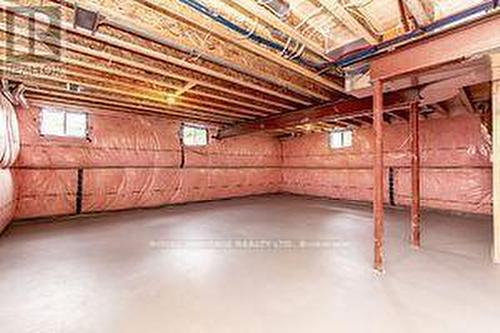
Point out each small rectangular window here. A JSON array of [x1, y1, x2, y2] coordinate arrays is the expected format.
[[329, 130, 353, 149], [40, 109, 88, 138], [182, 125, 208, 146], [65, 112, 87, 137], [40, 109, 65, 136]]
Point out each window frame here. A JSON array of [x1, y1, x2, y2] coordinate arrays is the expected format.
[[328, 129, 353, 150], [180, 123, 209, 147], [39, 108, 89, 139]]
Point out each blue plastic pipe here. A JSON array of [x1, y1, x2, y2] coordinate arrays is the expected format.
[[330, 0, 498, 68]]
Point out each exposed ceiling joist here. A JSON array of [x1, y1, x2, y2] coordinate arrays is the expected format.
[[398, 0, 411, 32], [5, 45, 289, 112], [56, 53, 293, 111], [47, 0, 334, 100], [226, 0, 329, 60], [26, 91, 233, 124], [28, 97, 228, 125], [26, 84, 243, 122], [1, 2, 311, 106], [317, 0, 379, 45], [0, 48, 272, 118], [3, 69, 262, 119], [132, 0, 344, 95]]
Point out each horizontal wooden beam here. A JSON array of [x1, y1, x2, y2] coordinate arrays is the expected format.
[[370, 12, 500, 81]]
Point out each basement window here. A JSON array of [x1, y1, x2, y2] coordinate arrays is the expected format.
[[182, 125, 208, 146], [329, 130, 352, 149], [40, 109, 88, 138]]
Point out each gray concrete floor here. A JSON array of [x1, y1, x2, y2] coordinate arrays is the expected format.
[[0, 194, 499, 333]]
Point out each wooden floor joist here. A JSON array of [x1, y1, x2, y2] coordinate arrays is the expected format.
[[0, 58, 270, 118], [131, 0, 344, 94], [39, 0, 341, 100], [225, 0, 329, 60], [25, 88, 239, 123], [0, 6, 314, 106], [11, 75, 257, 121]]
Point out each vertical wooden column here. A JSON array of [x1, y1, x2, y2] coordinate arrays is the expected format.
[[491, 54, 500, 263], [410, 101, 421, 248], [373, 80, 385, 272]]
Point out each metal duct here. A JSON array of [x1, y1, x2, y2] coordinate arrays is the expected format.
[[259, 0, 291, 19]]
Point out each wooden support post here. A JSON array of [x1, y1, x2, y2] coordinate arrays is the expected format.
[[491, 54, 500, 263], [373, 80, 385, 272], [410, 101, 421, 248]]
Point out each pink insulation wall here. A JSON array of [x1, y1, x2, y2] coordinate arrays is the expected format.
[[11, 106, 282, 220], [2, 103, 493, 230], [281, 113, 492, 215], [0, 92, 20, 233]]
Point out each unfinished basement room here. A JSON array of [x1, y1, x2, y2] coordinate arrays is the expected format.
[[1, 0, 500, 332]]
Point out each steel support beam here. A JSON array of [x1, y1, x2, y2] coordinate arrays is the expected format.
[[410, 101, 421, 248], [370, 13, 500, 81], [217, 91, 416, 139], [373, 80, 385, 272]]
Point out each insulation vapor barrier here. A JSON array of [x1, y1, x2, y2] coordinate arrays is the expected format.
[[3, 102, 493, 230], [12, 106, 282, 220], [281, 112, 492, 215], [0, 92, 20, 232]]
